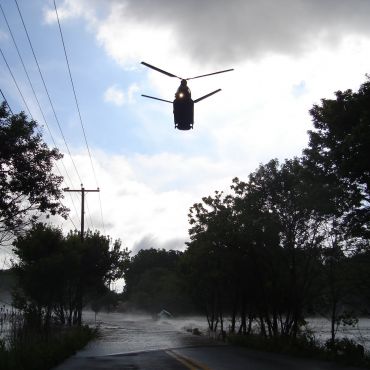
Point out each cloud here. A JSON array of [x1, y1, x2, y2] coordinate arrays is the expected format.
[[127, 83, 139, 103], [43, 0, 99, 25], [55, 148, 247, 252], [131, 235, 186, 255], [103, 83, 140, 106], [115, 0, 370, 64], [104, 85, 125, 106], [48, 0, 370, 69]]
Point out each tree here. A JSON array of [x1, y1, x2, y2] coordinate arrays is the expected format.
[[234, 159, 327, 337], [0, 103, 67, 245], [185, 159, 326, 338], [186, 191, 240, 333], [123, 248, 192, 314], [304, 78, 370, 238], [12, 224, 130, 326]]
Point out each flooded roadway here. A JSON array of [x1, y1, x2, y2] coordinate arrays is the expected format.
[[53, 312, 365, 370], [75, 312, 217, 356]]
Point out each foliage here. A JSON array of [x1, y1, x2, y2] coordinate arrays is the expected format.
[[0, 103, 67, 245], [0, 323, 96, 370], [228, 333, 367, 367], [181, 77, 370, 355], [184, 158, 326, 337], [122, 248, 194, 314], [304, 79, 370, 238], [12, 224, 130, 325]]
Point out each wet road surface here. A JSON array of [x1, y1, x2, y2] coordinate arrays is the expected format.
[[53, 313, 364, 370]]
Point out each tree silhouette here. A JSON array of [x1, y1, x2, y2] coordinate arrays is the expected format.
[[0, 103, 67, 245]]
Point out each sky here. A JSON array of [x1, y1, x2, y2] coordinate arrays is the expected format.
[[1, 0, 370, 267]]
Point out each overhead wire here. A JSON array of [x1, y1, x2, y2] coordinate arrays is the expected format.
[[0, 88, 13, 114], [54, 0, 106, 234], [0, 49, 77, 231], [0, 47, 33, 119], [0, 3, 81, 227], [14, 0, 83, 187], [13, 0, 89, 231]]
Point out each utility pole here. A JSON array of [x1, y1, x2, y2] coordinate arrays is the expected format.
[[64, 184, 100, 242]]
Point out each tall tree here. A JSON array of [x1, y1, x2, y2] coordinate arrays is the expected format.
[[12, 225, 130, 326], [304, 78, 370, 238], [0, 103, 67, 245], [233, 159, 325, 337]]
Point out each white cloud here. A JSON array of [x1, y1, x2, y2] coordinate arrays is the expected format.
[[104, 85, 125, 106], [46, 0, 370, 69], [127, 83, 139, 103], [43, 0, 98, 25], [103, 83, 140, 106]]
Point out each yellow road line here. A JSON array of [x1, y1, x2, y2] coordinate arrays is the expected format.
[[165, 350, 212, 370]]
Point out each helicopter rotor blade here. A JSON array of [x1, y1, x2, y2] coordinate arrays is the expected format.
[[186, 68, 234, 80], [141, 62, 181, 79], [141, 94, 172, 103], [194, 89, 222, 103]]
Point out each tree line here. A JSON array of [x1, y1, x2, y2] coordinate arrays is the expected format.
[[120, 78, 370, 347], [1, 77, 369, 350], [183, 77, 370, 343]]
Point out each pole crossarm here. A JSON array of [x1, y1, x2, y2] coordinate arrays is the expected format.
[[64, 184, 100, 241]]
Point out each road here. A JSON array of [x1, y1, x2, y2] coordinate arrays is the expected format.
[[53, 313, 363, 370], [54, 345, 364, 370]]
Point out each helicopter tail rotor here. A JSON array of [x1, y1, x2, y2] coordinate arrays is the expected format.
[[194, 89, 222, 103]]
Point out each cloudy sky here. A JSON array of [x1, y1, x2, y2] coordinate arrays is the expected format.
[[1, 0, 370, 265]]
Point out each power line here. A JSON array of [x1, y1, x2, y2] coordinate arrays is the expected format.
[[67, 215, 78, 230], [1, 65, 79, 231], [54, 0, 106, 234], [0, 87, 13, 114], [14, 0, 83, 187], [0, 3, 81, 224], [0, 47, 33, 119]]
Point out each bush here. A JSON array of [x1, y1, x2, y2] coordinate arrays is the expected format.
[[228, 333, 369, 367], [325, 338, 365, 364], [0, 325, 96, 370]]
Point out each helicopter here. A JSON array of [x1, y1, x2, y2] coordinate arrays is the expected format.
[[141, 61, 234, 130]]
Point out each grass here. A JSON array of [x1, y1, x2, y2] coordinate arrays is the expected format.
[[0, 325, 97, 370]]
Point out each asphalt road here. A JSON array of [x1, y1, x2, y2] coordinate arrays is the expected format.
[[54, 344, 365, 370]]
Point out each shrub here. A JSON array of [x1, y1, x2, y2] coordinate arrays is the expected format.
[[325, 338, 365, 364], [0, 325, 96, 370]]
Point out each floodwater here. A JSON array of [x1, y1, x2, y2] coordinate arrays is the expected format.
[[80, 312, 370, 356], [2, 308, 370, 356], [79, 311, 216, 356], [307, 317, 370, 348]]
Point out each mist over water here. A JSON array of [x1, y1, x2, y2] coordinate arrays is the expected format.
[[78, 312, 370, 357], [79, 311, 214, 356]]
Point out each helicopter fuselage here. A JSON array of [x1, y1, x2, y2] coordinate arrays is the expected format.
[[173, 97, 194, 130], [173, 80, 194, 130]]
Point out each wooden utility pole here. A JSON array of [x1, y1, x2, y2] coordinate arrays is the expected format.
[[64, 184, 100, 242]]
